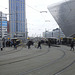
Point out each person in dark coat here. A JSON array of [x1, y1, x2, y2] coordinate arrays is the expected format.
[[14, 41, 17, 49], [37, 41, 41, 49], [70, 41, 74, 51], [10, 40, 13, 47], [27, 41, 31, 49]]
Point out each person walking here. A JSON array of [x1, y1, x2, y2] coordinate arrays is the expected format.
[[14, 41, 17, 49], [70, 41, 74, 51], [48, 41, 51, 48], [27, 41, 31, 49], [10, 40, 13, 47], [37, 41, 41, 49]]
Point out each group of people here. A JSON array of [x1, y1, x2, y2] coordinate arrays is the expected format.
[[2, 40, 13, 48], [1, 40, 18, 51], [27, 39, 75, 51], [1, 39, 75, 51], [26, 40, 51, 49]]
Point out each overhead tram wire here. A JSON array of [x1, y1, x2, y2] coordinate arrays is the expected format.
[[26, 4, 46, 19], [26, 4, 45, 20], [26, 4, 40, 12], [0, 5, 8, 10], [26, 4, 47, 28]]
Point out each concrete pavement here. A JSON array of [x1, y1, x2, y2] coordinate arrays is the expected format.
[[0, 45, 75, 75]]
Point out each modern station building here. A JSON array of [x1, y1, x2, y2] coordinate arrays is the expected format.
[[9, 0, 26, 41], [48, 0, 75, 37], [43, 28, 65, 39], [0, 12, 7, 38]]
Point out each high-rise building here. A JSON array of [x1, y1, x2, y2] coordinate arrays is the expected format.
[[9, 0, 26, 40], [0, 11, 7, 38]]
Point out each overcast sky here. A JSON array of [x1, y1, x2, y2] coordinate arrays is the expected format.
[[0, 0, 64, 37]]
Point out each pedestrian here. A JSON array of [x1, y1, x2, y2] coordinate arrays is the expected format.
[[70, 41, 74, 51], [14, 41, 17, 49], [37, 41, 41, 49], [10, 40, 13, 47], [27, 41, 31, 49], [48, 41, 51, 48]]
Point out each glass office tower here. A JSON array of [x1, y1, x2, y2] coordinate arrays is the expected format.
[[9, 0, 26, 39], [0, 12, 7, 38]]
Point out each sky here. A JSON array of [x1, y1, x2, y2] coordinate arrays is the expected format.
[[0, 0, 64, 37]]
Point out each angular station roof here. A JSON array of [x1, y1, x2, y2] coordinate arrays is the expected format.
[[48, 0, 75, 37]]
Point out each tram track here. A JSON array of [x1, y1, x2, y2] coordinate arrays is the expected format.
[[0, 46, 50, 66], [20, 46, 75, 75], [0, 46, 23, 56], [1, 45, 73, 75], [0, 45, 75, 75], [52, 46, 75, 75], [53, 60, 75, 75], [19, 47, 66, 75]]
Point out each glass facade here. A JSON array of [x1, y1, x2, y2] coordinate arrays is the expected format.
[[9, 0, 25, 37], [2, 21, 7, 26], [0, 12, 7, 38]]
